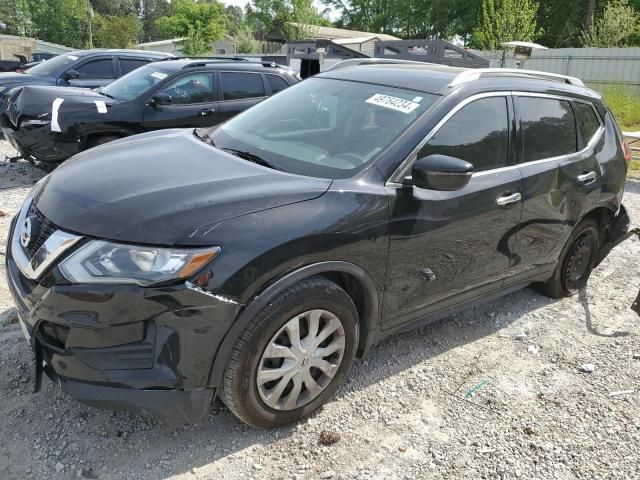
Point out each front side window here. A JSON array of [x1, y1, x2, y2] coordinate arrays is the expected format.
[[221, 72, 265, 100], [76, 58, 115, 79], [208, 77, 436, 179], [158, 73, 215, 104], [101, 65, 171, 102], [28, 54, 79, 76], [573, 101, 601, 146], [519, 97, 577, 162], [419, 96, 509, 172]]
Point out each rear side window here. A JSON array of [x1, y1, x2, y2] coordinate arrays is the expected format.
[[419, 96, 509, 172], [222, 72, 265, 100], [573, 102, 601, 146], [120, 58, 150, 75], [519, 97, 577, 162], [266, 74, 289, 94], [76, 58, 115, 79]]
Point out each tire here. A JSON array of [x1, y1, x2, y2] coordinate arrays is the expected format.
[[222, 277, 359, 428], [536, 218, 600, 298], [89, 135, 120, 148]]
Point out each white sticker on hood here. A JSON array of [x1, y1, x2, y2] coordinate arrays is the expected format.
[[67, 55, 79, 61], [366, 94, 420, 114], [51, 98, 64, 132], [94, 100, 107, 113], [150, 71, 167, 80]]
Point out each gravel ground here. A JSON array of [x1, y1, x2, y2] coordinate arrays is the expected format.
[[1, 140, 640, 480]]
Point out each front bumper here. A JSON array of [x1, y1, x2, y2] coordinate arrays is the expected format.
[[5, 223, 241, 423], [1, 124, 79, 163]]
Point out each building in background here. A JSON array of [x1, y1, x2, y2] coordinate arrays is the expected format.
[[136, 35, 237, 56]]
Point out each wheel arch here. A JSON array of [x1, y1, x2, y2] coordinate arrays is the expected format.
[[208, 261, 381, 388]]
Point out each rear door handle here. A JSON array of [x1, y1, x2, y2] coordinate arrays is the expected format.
[[200, 108, 215, 116], [496, 192, 522, 208], [577, 171, 597, 185]]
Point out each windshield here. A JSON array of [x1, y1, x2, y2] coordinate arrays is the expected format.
[[101, 64, 171, 101], [208, 78, 437, 179], [27, 54, 79, 76]]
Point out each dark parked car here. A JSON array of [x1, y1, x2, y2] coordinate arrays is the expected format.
[[1, 58, 299, 166], [0, 49, 172, 141], [5, 65, 631, 427]]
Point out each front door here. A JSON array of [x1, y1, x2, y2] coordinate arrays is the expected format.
[[143, 72, 220, 130], [383, 95, 523, 329]]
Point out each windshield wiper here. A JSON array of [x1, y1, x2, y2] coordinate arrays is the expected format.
[[100, 92, 115, 100], [193, 128, 216, 146], [222, 148, 282, 171]]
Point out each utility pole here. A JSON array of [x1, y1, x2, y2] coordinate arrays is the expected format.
[[87, 0, 93, 49]]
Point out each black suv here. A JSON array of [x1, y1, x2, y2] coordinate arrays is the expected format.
[[5, 65, 631, 427], [1, 58, 299, 166]]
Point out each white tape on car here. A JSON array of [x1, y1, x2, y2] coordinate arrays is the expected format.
[[94, 100, 107, 113], [51, 98, 64, 133]]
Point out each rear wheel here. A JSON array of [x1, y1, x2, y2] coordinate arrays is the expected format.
[[536, 218, 600, 298], [222, 277, 359, 428]]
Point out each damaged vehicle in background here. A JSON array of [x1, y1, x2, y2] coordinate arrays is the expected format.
[[5, 65, 632, 428], [0, 58, 299, 167]]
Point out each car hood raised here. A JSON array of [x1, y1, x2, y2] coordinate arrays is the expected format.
[[35, 129, 332, 245]]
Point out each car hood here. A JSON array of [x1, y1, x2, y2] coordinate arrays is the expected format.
[[4, 85, 118, 128], [0, 72, 52, 88], [34, 129, 332, 245]]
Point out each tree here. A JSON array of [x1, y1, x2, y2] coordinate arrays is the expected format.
[[246, 0, 329, 40], [27, 0, 88, 48], [156, 0, 227, 55], [235, 24, 262, 52], [225, 4, 245, 34], [91, 0, 137, 16], [94, 14, 139, 48], [139, 0, 171, 42], [471, 0, 542, 49], [0, 0, 32, 36], [582, 0, 640, 46]]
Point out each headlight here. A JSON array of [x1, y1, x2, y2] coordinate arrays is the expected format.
[[59, 241, 220, 286]]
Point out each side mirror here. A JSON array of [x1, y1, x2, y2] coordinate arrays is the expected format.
[[151, 93, 173, 107], [409, 154, 474, 191], [62, 69, 79, 81]]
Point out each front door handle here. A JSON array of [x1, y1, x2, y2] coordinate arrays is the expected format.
[[200, 108, 215, 116], [577, 171, 597, 185], [496, 192, 522, 208]]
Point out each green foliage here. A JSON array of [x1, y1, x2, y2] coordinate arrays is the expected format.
[[94, 14, 139, 48], [27, 0, 89, 48], [235, 24, 262, 53], [225, 5, 245, 34], [600, 85, 640, 130], [582, 0, 640, 47], [156, 0, 226, 55], [471, 0, 542, 49], [0, 0, 32, 36], [246, 0, 329, 40], [139, 0, 171, 42]]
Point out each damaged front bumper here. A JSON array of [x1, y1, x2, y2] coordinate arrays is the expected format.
[[5, 227, 242, 423], [1, 123, 79, 163]]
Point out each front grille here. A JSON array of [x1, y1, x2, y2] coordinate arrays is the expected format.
[[24, 205, 58, 258]]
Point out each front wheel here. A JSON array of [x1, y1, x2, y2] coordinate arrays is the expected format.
[[536, 218, 600, 298], [222, 277, 359, 428]]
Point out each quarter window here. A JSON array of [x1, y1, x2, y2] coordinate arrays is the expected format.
[[266, 74, 289, 94], [419, 96, 509, 172], [158, 73, 215, 104], [221, 72, 265, 100], [75, 59, 115, 79], [519, 97, 577, 162], [573, 102, 601, 146]]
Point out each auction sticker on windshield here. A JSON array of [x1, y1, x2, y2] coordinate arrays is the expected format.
[[150, 71, 168, 80], [366, 94, 420, 114]]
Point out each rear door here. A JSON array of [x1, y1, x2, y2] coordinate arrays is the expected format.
[[383, 94, 523, 328], [510, 94, 603, 281], [65, 57, 117, 88], [142, 71, 220, 130], [215, 71, 268, 122]]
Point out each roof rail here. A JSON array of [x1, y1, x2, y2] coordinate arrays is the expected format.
[[449, 68, 585, 88]]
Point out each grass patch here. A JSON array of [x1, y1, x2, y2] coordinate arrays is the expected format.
[[599, 85, 640, 131]]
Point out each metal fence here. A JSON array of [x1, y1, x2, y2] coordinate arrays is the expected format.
[[480, 47, 640, 94]]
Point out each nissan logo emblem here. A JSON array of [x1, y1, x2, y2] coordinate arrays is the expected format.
[[20, 216, 39, 249]]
